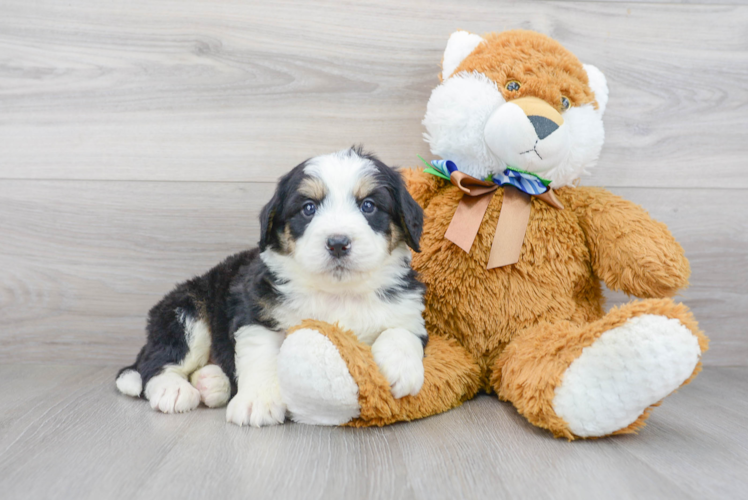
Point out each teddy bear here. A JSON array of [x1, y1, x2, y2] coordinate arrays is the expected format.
[[275, 30, 709, 439]]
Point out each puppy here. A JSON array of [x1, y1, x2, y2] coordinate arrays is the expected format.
[[116, 147, 427, 427]]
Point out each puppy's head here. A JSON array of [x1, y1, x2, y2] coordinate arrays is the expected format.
[[259, 147, 423, 281]]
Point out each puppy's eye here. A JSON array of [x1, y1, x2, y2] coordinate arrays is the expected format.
[[360, 199, 376, 214], [302, 202, 316, 217], [505, 81, 521, 92], [561, 96, 570, 110]]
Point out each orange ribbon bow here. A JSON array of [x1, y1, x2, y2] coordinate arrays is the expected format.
[[442, 170, 563, 269]]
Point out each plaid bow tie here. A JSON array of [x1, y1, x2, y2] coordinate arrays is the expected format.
[[424, 158, 551, 196]]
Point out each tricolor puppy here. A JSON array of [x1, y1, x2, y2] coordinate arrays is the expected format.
[[116, 148, 427, 427]]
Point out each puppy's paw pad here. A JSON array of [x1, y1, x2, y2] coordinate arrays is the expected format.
[[145, 373, 201, 414], [226, 387, 286, 427], [191, 365, 231, 408], [372, 329, 425, 399]]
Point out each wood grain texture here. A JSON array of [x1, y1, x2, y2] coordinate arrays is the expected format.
[[610, 367, 748, 499], [555, 0, 744, 5], [0, 180, 273, 363], [0, 0, 746, 187], [0, 364, 745, 500], [1, 3, 745, 496], [1, 180, 745, 365]]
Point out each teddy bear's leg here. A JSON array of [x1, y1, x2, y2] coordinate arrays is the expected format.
[[278, 320, 482, 426], [493, 298, 708, 439], [277, 322, 361, 425]]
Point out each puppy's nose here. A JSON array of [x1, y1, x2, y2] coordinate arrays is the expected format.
[[527, 115, 559, 140], [326, 235, 351, 258]]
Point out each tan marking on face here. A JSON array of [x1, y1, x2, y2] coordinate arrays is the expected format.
[[299, 177, 327, 200], [354, 174, 380, 200], [279, 224, 296, 255], [388, 221, 405, 252]]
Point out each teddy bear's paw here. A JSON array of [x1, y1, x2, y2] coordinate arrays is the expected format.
[[552, 314, 701, 437], [278, 328, 360, 425], [144, 372, 201, 414], [190, 364, 231, 408], [372, 328, 425, 399], [226, 382, 286, 427]]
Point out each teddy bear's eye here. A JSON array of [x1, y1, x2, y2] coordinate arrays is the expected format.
[[505, 81, 521, 92], [561, 96, 571, 110]]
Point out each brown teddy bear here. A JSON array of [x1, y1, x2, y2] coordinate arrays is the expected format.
[[276, 30, 708, 439]]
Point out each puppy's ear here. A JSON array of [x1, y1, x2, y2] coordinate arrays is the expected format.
[[258, 191, 281, 251], [393, 169, 424, 252], [259, 162, 305, 251]]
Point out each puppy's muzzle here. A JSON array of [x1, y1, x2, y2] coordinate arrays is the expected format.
[[326, 235, 351, 258]]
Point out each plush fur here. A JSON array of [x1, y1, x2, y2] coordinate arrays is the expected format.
[[116, 148, 428, 427], [279, 30, 708, 439], [424, 30, 606, 186], [282, 319, 481, 427]]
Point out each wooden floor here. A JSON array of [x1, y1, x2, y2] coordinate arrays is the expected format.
[[2, 0, 747, 499], [0, 364, 746, 500], [1, 0, 747, 367]]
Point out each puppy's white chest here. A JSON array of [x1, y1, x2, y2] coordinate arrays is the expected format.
[[273, 291, 424, 345]]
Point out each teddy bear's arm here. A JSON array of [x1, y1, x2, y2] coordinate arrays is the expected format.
[[567, 187, 690, 298], [400, 166, 448, 210]]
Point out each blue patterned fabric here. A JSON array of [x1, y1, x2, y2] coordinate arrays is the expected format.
[[492, 168, 549, 195], [429, 159, 458, 177], [429, 160, 550, 196]]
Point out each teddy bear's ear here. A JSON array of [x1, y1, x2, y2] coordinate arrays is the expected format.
[[583, 64, 608, 116], [442, 31, 484, 80]]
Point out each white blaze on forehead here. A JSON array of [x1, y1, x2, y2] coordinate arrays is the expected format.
[[293, 149, 390, 282], [303, 150, 378, 207]]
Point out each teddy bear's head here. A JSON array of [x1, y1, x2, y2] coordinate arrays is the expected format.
[[422, 30, 608, 187]]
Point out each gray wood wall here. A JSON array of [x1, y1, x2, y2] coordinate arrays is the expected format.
[[1, 0, 746, 366]]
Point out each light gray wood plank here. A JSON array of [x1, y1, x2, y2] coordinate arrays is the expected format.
[[0, 364, 104, 428], [610, 367, 748, 499], [606, 187, 748, 367], [0, 0, 746, 187], [0, 181, 745, 365], [388, 396, 694, 500], [553, 0, 744, 4], [0, 365, 745, 500], [0, 180, 273, 364]]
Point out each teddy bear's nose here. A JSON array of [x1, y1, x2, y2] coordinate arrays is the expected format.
[[509, 96, 564, 140], [527, 115, 559, 140]]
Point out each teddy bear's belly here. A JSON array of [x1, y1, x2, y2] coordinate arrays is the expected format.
[[412, 189, 604, 363]]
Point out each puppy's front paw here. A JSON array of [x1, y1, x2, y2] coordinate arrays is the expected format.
[[226, 385, 286, 427], [144, 372, 201, 414], [372, 328, 425, 399]]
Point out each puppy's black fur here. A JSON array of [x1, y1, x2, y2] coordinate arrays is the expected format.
[[259, 162, 312, 252], [362, 152, 424, 252], [117, 250, 261, 395], [117, 149, 425, 398]]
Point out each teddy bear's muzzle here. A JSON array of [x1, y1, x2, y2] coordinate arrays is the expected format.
[[484, 96, 569, 174]]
